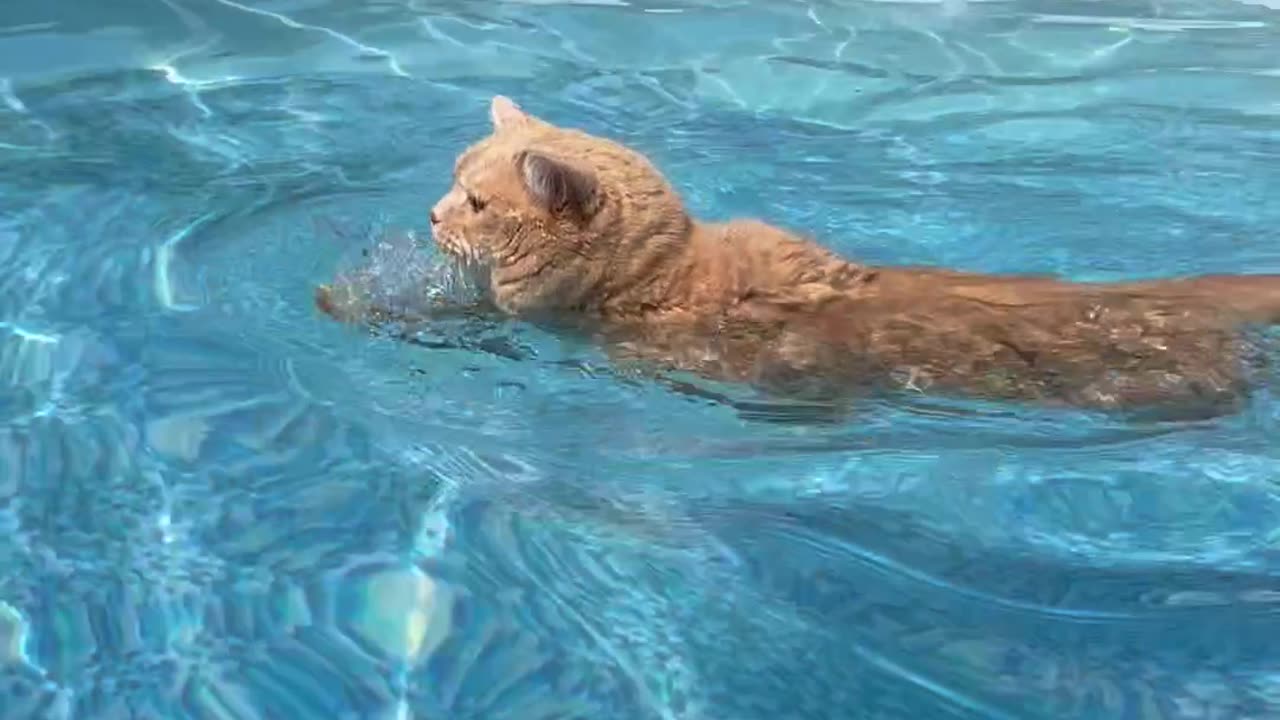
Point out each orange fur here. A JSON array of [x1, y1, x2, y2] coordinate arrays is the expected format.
[[317, 96, 1280, 416]]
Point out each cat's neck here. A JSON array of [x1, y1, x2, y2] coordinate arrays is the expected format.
[[593, 215, 871, 320], [683, 218, 871, 303]]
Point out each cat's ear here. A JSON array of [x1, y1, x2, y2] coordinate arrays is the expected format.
[[490, 95, 531, 131], [517, 150, 599, 220]]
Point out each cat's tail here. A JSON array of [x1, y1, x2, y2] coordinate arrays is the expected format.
[[1132, 274, 1280, 325]]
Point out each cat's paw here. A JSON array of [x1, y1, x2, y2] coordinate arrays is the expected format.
[[314, 283, 360, 322]]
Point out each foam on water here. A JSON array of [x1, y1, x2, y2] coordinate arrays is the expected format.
[[2, 0, 1280, 718]]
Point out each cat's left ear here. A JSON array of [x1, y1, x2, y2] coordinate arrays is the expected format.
[[517, 150, 600, 221], [490, 96, 532, 131]]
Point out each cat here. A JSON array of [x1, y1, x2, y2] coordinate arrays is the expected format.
[[316, 95, 1280, 418]]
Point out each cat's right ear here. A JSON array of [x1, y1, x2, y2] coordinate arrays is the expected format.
[[490, 96, 531, 132]]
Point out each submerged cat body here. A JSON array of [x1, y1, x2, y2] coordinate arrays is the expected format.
[[317, 96, 1280, 416]]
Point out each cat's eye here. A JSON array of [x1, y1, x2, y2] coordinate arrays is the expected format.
[[467, 194, 487, 212]]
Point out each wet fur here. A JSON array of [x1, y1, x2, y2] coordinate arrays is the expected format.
[[317, 96, 1280, 418]]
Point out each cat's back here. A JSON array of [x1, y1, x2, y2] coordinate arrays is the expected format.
[[686, 219, 869, 307]]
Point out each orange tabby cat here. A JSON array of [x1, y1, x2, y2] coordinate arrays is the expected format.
[[317, 95, 1280, 416]]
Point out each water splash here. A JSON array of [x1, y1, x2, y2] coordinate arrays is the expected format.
[[319, 224, 485, 325]]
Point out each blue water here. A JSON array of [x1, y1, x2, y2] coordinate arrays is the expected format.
[[3, 0, 1280, 718]]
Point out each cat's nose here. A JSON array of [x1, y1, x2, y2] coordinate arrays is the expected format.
[[429, 210, 440, 225]]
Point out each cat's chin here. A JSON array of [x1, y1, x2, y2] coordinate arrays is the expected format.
[[430, 238, 490, 287], [438, 255, 492, 297]]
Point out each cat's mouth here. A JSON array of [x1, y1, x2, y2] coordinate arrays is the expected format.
[[432, 229, 488, 266]]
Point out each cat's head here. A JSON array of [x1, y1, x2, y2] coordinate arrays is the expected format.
[[429, 96, 691, 314]]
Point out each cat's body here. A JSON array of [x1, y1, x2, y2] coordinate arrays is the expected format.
[[317, 96, 1280, 417]]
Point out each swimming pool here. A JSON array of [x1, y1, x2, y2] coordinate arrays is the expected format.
[[2, 0, 1280, 717]]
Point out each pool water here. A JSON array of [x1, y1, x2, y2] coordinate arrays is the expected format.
[[3, 0, 1280, 718]]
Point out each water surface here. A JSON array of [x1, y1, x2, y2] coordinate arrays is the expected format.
[[2, 1, 1280, 718]]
